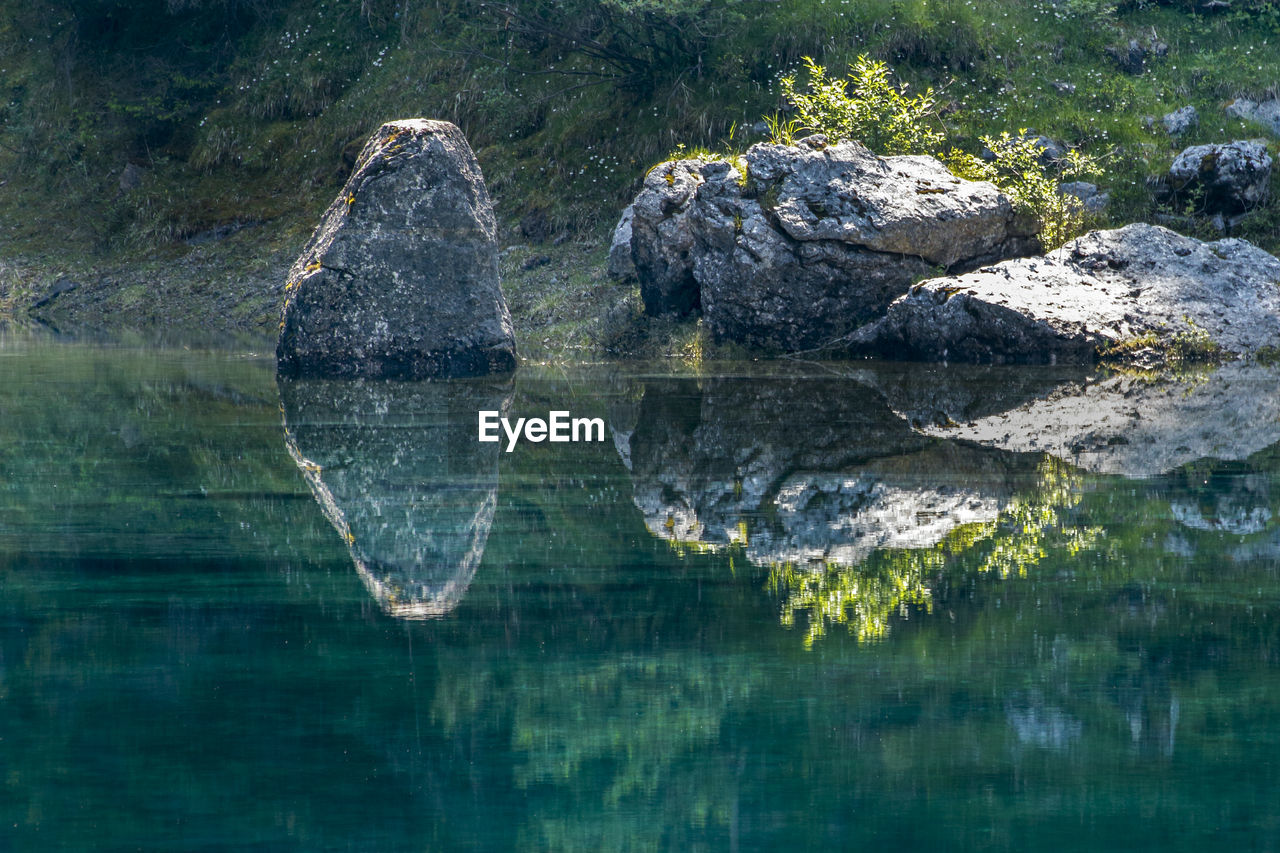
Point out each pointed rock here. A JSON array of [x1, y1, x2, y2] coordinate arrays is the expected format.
[[277, 119, 516, 379]]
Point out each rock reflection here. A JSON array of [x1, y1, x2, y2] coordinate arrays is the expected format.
[[622, 376, 1059, 643], [1005, 691, 1083, 751], [626, 378, 1026, 563], [896, 363, 1280, 478], [279, 377, 510, 618]]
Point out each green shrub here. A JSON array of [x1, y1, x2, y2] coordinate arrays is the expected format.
[[946, 132, 1102, 250], [778, 56, 943, 155]]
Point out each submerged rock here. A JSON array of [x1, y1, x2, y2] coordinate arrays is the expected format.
[[280, 377, 511, 618], [277, 119, 516, 379], [619, 137, 1037, 351], [853, 223, 1280, 365]]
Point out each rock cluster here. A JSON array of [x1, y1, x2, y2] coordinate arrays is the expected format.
[[614, 133, 1280, 367], [277, 119, 517, 379], [615, 136, 1038, 352]]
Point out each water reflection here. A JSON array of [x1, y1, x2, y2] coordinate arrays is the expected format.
[[896, 363, 1280, 478], [618, 366, 1280, 645], [619, 375, 1065, 643], [279, 377, 511, 618], [4, 339, 1280, 849], [624, 377, 1033, 563]]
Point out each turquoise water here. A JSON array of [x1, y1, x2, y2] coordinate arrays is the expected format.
[[2, 330, 1280, 850]]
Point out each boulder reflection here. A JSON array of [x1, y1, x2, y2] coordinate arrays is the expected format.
[[620, 365, 1280, 645], [625, 377, 1028, 564], [893, 363, 1280, 478], [280, 377, 510, 619], [621, 375, 1056, 643]]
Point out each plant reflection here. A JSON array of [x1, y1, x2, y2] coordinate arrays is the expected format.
[[768, 457, 1104, 646]]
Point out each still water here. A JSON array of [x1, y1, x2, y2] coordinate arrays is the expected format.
[[2, 330, 1279, 850]]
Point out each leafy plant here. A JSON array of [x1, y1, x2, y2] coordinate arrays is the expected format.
[[763, 112, 802, 146], [779, 55, 944, 155], [947, 132, 1102, 250]]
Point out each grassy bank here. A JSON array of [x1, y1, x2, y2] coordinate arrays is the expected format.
[[1, 0, 1278, 353]]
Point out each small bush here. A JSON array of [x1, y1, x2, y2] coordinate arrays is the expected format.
[[946, 132, 1102, 250], [779, 56, 943, 155]]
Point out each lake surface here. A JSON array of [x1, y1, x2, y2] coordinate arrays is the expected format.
[[2, 329, 1280, 851]]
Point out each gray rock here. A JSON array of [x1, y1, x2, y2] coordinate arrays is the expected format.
[[118, 162, 146, 194], [747, 139, 1030, 265], [29, 277, 79, 310], [1166, 139, 1272, 214], [1162, 105, 1199, 136], [629, 158, 706, 315], [979, 133, 1065, 166], [914, 363, 1280, 478], [277, 119, 516, 379], [1107, 39, 1148, 75], [1226, 98, 1280, 136], [853, 223, 1280, 364], [1021, 132, 1066, 165], [625, 137, 1038, 352], [1059, 181, 1110, 213], [281, 376, 512, 618], [606, 204, 636, 281]]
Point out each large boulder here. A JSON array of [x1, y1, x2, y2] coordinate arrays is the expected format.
[[1164, 139, 1272, 214], [853, 223, 1280, 364], [619, 136, 1038, 352], [277, 119, 516, 379]]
